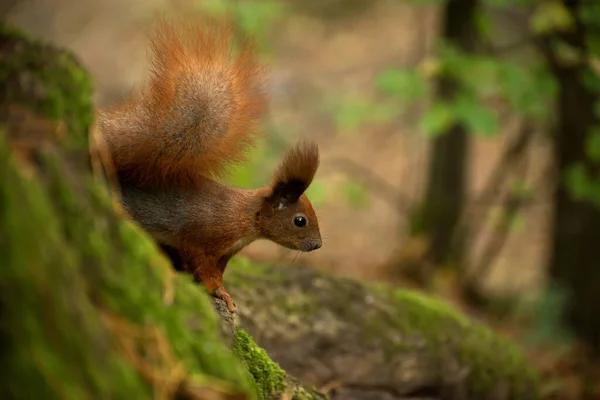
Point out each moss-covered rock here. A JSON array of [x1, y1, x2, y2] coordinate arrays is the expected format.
[[0, 22, 323, 400], [224, 257, 541, 400], [234, 328, 287, 398]]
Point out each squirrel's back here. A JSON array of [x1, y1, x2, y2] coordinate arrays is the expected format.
[[97, 16, 268, 189]]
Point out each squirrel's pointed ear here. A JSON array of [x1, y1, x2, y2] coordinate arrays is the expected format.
[[269, 140, 319, 209]]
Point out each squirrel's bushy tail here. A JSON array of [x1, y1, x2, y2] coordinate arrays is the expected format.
[[97, 16, 268, 189]]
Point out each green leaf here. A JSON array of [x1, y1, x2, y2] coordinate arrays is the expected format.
[[565, 163, 593, 200], [235, 1, 285, 37], [452, 94, 499, 137], [497, 62, 556, 119], [329, 96, 396, 133], [437, 46, 498, 95], [418, 102, 455, 138], [342, 178, 370, 209], [461, 57, 499, 94], [585, 128, 600, 162], [376, 68, 428, 102], [437, 43, 466, 79], [475, 11, 493, 40], [552, 40, 583, 67], [534, 70, 559, 98], [509, 214, 526, 234], [498, 63, 529, 108], [530, 1, 574, 35]]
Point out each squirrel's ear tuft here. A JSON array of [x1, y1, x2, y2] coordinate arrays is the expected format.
[[269, 140, 320, 208]]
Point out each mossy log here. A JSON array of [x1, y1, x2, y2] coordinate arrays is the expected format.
[[0, 20, 540, 400], [221, 259, 540, 400], [0, 21, 323, 400]]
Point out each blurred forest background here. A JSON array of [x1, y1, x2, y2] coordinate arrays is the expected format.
[[5, 0, 600, 398]]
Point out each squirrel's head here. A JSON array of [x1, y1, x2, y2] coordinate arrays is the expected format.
[[257, 141, 321, 252]]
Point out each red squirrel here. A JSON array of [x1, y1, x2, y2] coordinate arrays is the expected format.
[[96, 16, 322, 313]]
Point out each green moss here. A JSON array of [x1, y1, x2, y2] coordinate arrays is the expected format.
[[1, 125, 264, 397], [234, 327, 287, 400], [292, 386, 318, 400], [379, 286, 541, 399], [0, 21, 93, 148]]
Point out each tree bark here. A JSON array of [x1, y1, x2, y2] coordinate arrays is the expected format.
[[418, 0, 478, 266], [539, 6, 600, 356]]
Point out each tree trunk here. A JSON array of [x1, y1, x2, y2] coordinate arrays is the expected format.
[[418, 0, 478, 266], [539, 7, 600, 356]]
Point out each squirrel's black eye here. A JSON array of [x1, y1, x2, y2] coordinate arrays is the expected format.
[[294, 216, 307, 228]]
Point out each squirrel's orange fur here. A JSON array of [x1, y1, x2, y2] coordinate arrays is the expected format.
[[96, 16, 321, 314], [97, 16, 267, 189]]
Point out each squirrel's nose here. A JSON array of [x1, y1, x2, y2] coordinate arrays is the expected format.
[[311, 240, 322, 251]]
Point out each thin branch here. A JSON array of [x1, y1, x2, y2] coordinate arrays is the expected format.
[[451, 119, 535, 256], [474, 119, 533, 207], [467, 153, 530, 285], [483, 35, 536, 55], [326, 157, 413, 212], [328, 133, 547, 221]]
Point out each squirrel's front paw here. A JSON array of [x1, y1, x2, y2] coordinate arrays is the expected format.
[[212, 286, 237, 313]]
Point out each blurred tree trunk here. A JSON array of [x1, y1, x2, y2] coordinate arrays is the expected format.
[[539, 5, 600, 356], [0, 0, 19, 17], [417, 0, 478, 268]]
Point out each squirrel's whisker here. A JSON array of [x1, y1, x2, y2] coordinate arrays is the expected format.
[[287, 251, 301, 269]]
